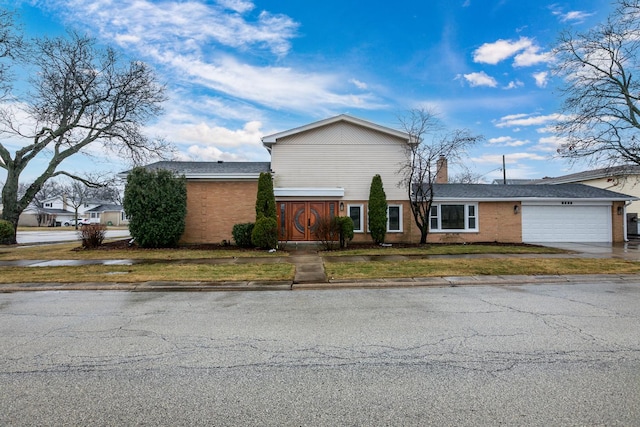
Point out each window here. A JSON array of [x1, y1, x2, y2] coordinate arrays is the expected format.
[[429, 204, 478, 232], [387, 205, 402, 232], [348, 204, 364, 232]]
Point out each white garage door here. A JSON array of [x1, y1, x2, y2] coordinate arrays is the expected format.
[[522, 204, 611, 243]]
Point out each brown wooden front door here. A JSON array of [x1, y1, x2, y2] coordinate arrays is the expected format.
[[277, 201, 338, 241]]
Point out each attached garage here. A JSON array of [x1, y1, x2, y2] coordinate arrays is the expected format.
[[431, 183, 635, 244], [522, 203, 612, 243]]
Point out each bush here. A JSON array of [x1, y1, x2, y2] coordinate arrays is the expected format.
[[232, 222, 255, 247], [251, 216, 278, 249], [80, 224, 107, 248], [123, 167, 187, 248], [0, 220, 15, 245], [368, 174, 388, 244], [336, 216, 354, 248], [314, 216, 340, 250], [255, 172, 276, 220]]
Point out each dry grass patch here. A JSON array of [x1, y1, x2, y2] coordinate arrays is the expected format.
[[0, 263, 294, 283], [325, 257, 640, 280], [325, 244, 568, 257], [0, 242, 284, 261]]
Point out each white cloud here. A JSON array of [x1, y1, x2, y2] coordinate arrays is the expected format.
[[472, 152, 547, 164], [494, 113, 568, 128], [350, 79, 368, 90], [487, 136, 529, 147], [550, 6, 594, 24], [536, 135, 567, 152], [532, 71, 549, 88], [216, 0, 255, 13], [183, 145, 245, 161], [514, 47, 552, 67], [473, 37, 533, 65], [47, 0, 299, 56], [473, 37, 551, 67], [462, 71, 498, 87], [504, 80, 524, 90], [39, 0, 385, 115]]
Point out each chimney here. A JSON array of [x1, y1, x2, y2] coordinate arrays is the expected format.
[[436, 155, 448, 184]]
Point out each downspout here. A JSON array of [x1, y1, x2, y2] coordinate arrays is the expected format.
[[624, 201, 632, 242]]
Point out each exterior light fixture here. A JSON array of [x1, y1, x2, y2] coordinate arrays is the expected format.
[[514, 205, 520, 214], [340, 202, 344, 211]]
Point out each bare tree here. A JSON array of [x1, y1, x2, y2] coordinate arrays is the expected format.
[[0, 8, 24, 98], [63, 180, 92, 230], [449, 167, 484, 184], [398, 109, 482, 244], [0, 19, 169, 243], [554, 0, 640, 167]]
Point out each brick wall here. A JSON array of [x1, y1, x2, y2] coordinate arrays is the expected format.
[[181, 181, 258, 244], [347, 201, 522, 244]]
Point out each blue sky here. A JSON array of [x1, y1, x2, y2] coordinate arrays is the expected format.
[[3, 0, 614, 183]]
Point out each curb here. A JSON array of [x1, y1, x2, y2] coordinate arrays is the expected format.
[[1, 274, 639, 292]]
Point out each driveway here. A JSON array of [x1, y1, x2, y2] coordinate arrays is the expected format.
[[16, 228, 131, 244], [537, 239, 640, 260]]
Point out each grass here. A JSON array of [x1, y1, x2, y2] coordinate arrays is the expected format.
[[0, 241, 285, 260], [1, 241, 638, 284], [0, 263, 295, 283], [325, 257, 640, 280], [323, 243, 569, 256]]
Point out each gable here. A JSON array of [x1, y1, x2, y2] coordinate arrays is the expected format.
[[275, 121, 408, 147]]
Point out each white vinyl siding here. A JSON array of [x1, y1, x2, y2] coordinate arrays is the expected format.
[[271, 122, 407, 200]]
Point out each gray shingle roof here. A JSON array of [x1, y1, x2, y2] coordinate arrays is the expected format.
[[431, 183, 635, 200], [537, 164, 640, 184], [85, 204, 123, 213], [120, 161, 272, 178]]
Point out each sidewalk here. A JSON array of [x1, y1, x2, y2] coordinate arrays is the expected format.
[[1, 273, 639, 293]]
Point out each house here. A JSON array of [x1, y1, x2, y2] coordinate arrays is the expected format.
[[133, 114, 635, 244], [538, 165, 640, 235], [18, 195, 114, 227], [84, 204, 128, 226]]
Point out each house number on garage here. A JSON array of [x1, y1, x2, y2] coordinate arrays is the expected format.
[[561, 201, 573, 205]]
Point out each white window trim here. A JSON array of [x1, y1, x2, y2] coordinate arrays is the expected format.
[[429, 203, 479, 233], [348, 204, 364, 233], [387, 204, 403, 233]]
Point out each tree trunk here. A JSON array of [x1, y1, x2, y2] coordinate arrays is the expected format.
[[419, 228, 428, 244]]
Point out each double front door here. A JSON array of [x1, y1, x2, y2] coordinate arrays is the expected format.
[[277, 201, 338, 241]]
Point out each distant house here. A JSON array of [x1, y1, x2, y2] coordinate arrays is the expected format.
[[129, 115, 636, 244], [85, 204, 128, 226], [539, 165, 640, 235], [18, 195, 115, 227]]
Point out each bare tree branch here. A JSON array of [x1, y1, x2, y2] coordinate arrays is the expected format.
[[554, 0, 640, 168], [398, 108, 483, 244], [0, 20, 168, 243]]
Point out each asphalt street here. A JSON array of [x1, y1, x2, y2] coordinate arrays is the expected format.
[[1, 281, 639, 426], [15, 228, 131, 244]]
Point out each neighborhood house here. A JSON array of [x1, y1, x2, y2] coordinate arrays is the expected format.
[[137, 115, 635, 245]]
